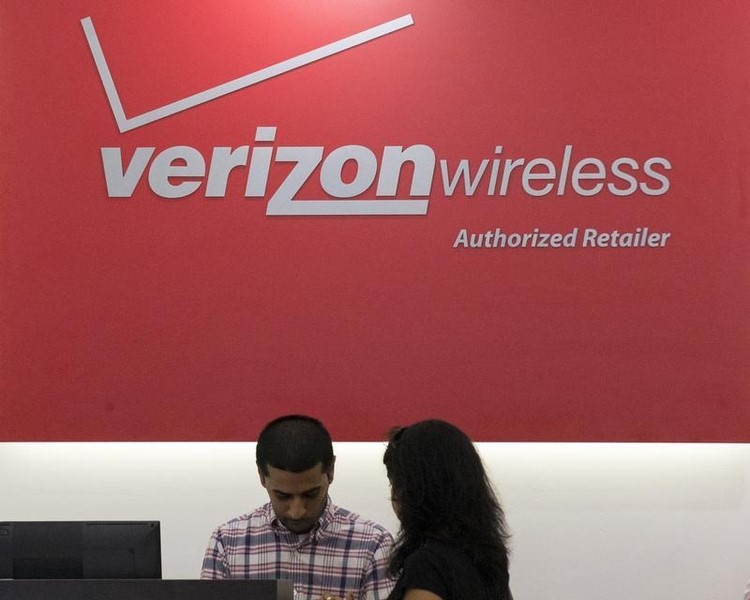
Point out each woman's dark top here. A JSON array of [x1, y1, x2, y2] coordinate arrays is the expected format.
[[387, 540, 510, 600]]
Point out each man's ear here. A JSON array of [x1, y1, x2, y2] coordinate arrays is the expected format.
[[326, 456, 336, 485], [257, 466, 267, 488]]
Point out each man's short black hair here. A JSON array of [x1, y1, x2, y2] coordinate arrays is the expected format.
[[256, 415, 334, 475]]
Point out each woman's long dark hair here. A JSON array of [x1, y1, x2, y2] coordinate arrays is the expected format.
[[383, 420, 510, 591]]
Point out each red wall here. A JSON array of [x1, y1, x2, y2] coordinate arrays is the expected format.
[[1, 0, 748, 441]]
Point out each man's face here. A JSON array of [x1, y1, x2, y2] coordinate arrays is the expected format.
[[259, 462, 333, 534]]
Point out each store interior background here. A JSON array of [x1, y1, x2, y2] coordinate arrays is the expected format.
[[2, 2, 749, 599]]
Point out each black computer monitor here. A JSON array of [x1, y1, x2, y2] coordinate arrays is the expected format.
[[0, 521, 161, 579]]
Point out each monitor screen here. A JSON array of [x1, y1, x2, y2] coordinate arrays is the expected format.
[[0, 521, 161, 579]]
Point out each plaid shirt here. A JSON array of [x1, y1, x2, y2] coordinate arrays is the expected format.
[[201, 498, 395, 600]]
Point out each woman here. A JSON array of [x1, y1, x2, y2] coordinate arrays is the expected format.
[[383, 420, 512, 600]]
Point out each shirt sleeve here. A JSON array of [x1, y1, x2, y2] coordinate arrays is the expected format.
[[200, 528, 230, 579], [398, 546, 449, 600], [360, 529, 396, 600]]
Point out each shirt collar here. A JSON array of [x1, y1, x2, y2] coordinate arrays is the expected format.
[[265, 496, 335, 539]]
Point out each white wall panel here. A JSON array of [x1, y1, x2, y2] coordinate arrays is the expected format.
[[0, 442, 748, 600]]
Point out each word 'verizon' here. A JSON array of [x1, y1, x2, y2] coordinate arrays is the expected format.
[[101, 126, 672, 215]]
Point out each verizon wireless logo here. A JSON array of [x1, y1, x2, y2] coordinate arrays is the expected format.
[[83, 14, 672, 216]]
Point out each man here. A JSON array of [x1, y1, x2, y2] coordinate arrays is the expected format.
[[201, 415, 394, 600]]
